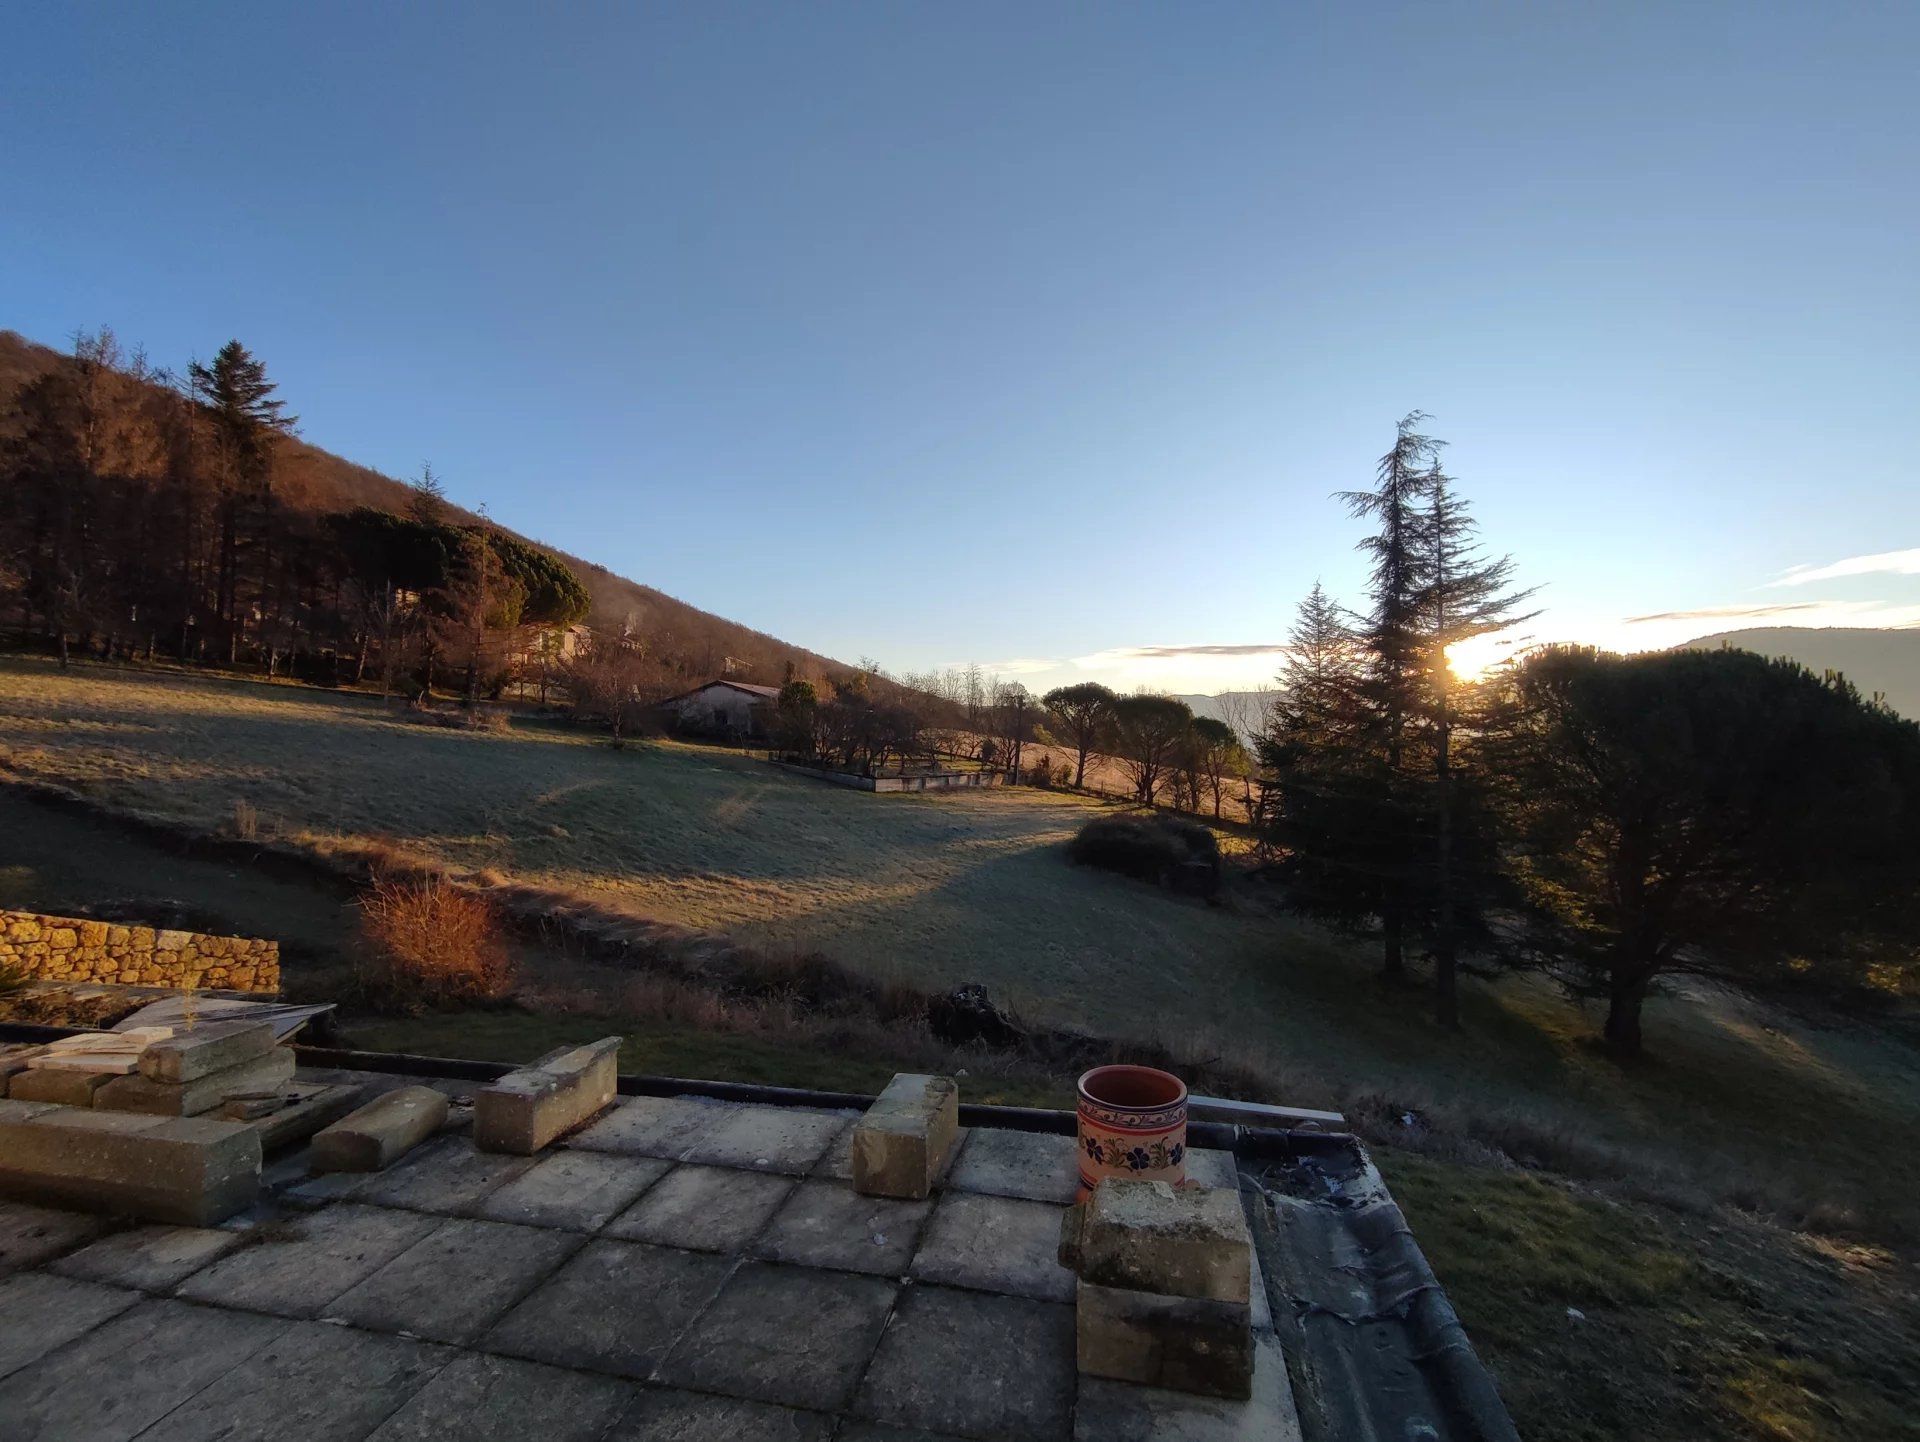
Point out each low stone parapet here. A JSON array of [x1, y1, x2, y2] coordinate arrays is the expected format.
[[475, 1037, 622, 1154], [0, 909, 280, 992]]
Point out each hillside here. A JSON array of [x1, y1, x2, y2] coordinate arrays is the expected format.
[[1680, 626, 1920, 718], [0, 328, 862, 687]]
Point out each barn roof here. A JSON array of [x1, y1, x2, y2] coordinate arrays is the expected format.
[[659, 679, 782, 704]]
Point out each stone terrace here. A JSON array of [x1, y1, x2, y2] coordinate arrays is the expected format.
[[0, 1082, 1300, 1441]]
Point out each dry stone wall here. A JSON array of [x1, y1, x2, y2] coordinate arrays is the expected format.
[[0, 910, 280, 993]]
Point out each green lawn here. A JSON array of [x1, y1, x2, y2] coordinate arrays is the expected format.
[[1382, 1150, 1920, 1441], [344, 1008, 1066, 1107]]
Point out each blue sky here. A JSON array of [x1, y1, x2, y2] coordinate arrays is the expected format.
[[4, 4, 1915, 692]]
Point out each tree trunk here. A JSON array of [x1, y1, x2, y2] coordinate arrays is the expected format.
[[1074, 746, 1088, 789], [1433, 718, 1459, 1028], [1381, 907, 1405, 979], [1434, 949, 1458, 1029], [1603, 970, 1650, 1054]]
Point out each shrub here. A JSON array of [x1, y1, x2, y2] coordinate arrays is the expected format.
[[1067, 813, 1220, 886], [230, 797, 259, 840], [356, 876, 514, 1012]]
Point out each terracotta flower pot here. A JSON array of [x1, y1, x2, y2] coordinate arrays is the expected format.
[[1076, 1064, 1188, 1198]]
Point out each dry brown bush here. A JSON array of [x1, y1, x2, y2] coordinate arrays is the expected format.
[[356, 876, 514, 1013]]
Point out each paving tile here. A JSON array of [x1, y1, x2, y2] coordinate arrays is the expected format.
[[484, 1238, 732, 1379], [1073, 1334, 1302, 1441], [1185, 1147, 1239, 1192], [656, 1260, 897, 1411], [678, 1105, 849, 1174], [282, 1167, 378, 1207], [352, 1135, 537, 1215], [368, 1352, 634, 1441], [0, 1272, 141, 1380], [476, 1150, 672, 1231], [0, 1200, 107, 1274], [327, 1216, 582, 1343], [851, 1285, 1074, 1441], [176, 1202, 441, 1317], [603, 1164, 794, 1252], [134, 1317, 451, 1441], [49, 1224, 241, 1292], [909, 1191, 1074, 1302], [946, 1129, 1080, 1204], [753, 1179, 931, 1276], [607, 1386, 833, 1440], [0, 1297, 290, 1442], [565, 1094, 737, 1158]]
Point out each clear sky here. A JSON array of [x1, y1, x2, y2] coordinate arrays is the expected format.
[[4, 4, 1915, 694]]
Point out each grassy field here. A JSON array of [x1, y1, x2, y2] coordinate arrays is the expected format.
[[2, 659, 1917, 1226], [3, 658, 1919, 1438]]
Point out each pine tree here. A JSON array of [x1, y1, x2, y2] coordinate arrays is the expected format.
[[1259, 582, 1386, 944], [1416, 463, 1537, 1027], [1335, 413, 1439, 978], [186, 342, 295, 661]]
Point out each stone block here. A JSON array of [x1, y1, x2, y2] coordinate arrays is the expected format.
[[0, 1045, 44, 1093], [0, 1102, 261, 1226], [96, 1046, 295, 1117], [8, 1065, 120, 1107], [232, 1082, 365, 1151], [474, 1037, 620, 1155], [1074, 1279, 1254, 1400], [310, 1085, 449, 1173], [1059, 1179, 1250, 1304], [851, 1073, 959, 1201], [138, 1020, 276, 1082]]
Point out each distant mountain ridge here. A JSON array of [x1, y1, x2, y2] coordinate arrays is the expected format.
[[1179, 628, 1920, 735], [0, 328, 864, 687], [1677, 627, 1920, 719]]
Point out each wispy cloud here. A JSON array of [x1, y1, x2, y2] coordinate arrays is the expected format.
[[933, 657, 1058, 676], [1613, 599, 1920, 645], [1085, 642, 1289, 661], [1625, 601, 1839, 625], [1772, 548, 1920, 587]]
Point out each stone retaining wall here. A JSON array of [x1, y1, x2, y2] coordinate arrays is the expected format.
[[0, 910, 280, 993]]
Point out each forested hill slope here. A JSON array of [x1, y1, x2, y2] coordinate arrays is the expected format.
[[0, 328, 861, 685], [1680, 627, 1920, 719]]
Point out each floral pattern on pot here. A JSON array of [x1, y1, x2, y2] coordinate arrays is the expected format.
[[1077, 1064, 1188, 1197]]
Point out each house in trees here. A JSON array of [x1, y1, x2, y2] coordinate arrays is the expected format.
[[661, 679, 780, 738]]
